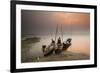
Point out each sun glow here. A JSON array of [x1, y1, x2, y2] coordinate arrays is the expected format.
[[52, 12, 90, 26]]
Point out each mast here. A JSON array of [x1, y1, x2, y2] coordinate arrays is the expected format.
[[61, 24, 63, 42], [55, 24, 58, 42]]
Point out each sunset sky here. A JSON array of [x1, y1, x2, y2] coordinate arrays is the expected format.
[[21, 10, 90, 35]]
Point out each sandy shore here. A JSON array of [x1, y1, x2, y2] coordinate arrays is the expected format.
[[22, 51, 89, 63]]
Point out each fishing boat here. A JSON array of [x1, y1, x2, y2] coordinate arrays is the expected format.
[[42, 24, 72, 57]]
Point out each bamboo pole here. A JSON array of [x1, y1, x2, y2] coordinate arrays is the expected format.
[[55, 24, 58, 42]]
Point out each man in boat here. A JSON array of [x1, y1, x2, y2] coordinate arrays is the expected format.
[[66, 38, 72, 44], [55, 37, 62, 54], [62, 38, 72, 51], [42, 39, 56, 56], [57, 37, 61, 46], [42, 45, 46, 53], [51, 39, 56, 47]]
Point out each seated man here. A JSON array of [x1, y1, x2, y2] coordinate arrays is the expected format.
[[55, 37, 62, 54], [66, 38, 72, 44], [42, 39, 56, 56], [42, 45, 46, 53], [62, 38, 72, 51], [57, 37, 62, 46], [51, 39, 55, 47]]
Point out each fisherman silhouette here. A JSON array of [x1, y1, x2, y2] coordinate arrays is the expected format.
[[62, 38, 72, 51], [51, 39, 56, 54], [42, 45, 46, 53], [51, 39, 55, 45], [57, 37, 61, 45], [67, 38, 72, 44], [57, 37, 61, 44], [55, 37, 62, 54], [43, 39, 56, 56], [50, 39, 56, 52]]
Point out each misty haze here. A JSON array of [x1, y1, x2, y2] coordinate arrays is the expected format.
[[21, 10, 90, 63]]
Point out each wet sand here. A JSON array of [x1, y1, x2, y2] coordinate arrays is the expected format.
[[37, 51, 89, 62], [22, 51, 89, 63]]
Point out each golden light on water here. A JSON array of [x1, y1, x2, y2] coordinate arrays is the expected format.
[[68, 35, 90, 55]]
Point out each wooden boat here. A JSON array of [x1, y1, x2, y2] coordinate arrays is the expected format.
[[42, 24, 72, 57]]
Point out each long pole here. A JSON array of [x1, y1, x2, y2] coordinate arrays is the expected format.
[[55, 24, 58, 42], [61, 24, 63, 42]]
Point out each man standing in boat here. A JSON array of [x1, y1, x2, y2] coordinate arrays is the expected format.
[[55, 37, 62, 54], [57, 37, 62, 47]]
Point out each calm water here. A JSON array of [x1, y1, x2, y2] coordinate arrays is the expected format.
[[22, 34, 90, 59]]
